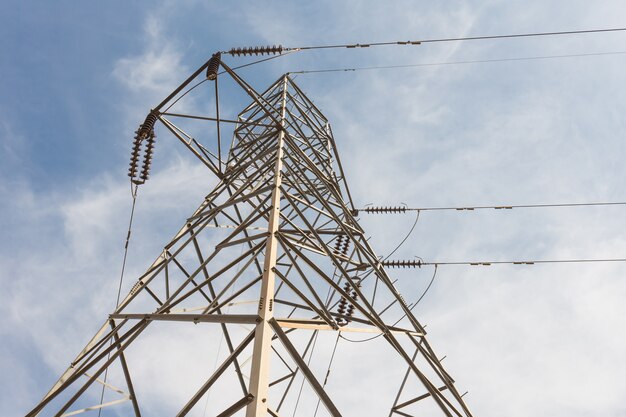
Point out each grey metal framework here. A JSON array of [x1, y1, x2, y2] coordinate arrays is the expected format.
[[27, 57, 473, 417]]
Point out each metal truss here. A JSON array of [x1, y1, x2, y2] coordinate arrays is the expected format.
[[27, 56, 474, 417]]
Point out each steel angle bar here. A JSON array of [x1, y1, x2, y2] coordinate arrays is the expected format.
[[191, 196, 272, 242], [236, 77, 285, 116], [281, 136, 339, 192], [159, 116, 221, 176], [229, 134, 278, 171], [393, 386, 449, 411], [110, 320, 142, 417], [273, 298, 320, 313], [187, 185, 273, 223], [278, 243, 338, 322], [60, 397, 130, 417], [161, 112, 275, 128], [176, 329, 256, 417], [82, 372, 126, 396], [193, 238, 254, 396], [273, 268, 335, 326], [275, 320, 422, 336], [116, 194, 240, 313], [59, 320, 148, 392], [268, 319, 342, 417], [214, 76, 223, 172], [157, 240, 266, 312], [280, 228, 360, 236], [70, 319, 128, 368], [283, 97, 333, 158], [281, 237, 327, 257], [276, 213, 327, 253], [407, 335, 456, 385], [287, 178, 423, 335], [215, 394, 255, 417], [26, 320, 150, 417], [280, 187, 335, 220], [388, 348, 418, 417], [203, 275, 262, 314], [164, 252, 219, 307], [220, 63, 286, 130], [277, 235, 385, 330], [216, 231, 270, 249], [285, 78, 330, 129], [230, 127, 277, 155], [406, 337, 471, 413], [152, 56, 213, 112], [269, 372, 296, 388], [280, 164, 359, 236], [381, 334, 466, 417], [109, 313, 260, 324], [322, 124, 356, 211], [275, 329, 319, 412]]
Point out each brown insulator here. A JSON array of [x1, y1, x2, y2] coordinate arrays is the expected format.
[[137, 111, 158, 140], [139, 132, 156, 181], [128, 132, 143, 180], [228, 45, 283, 57], [336, 280, 359, 326], [206, 52, 221, 80], [363, 205, 407, 214], [341, 240, 350, 256], [333, 234, 350, 257], [381, 259, 422, 268]]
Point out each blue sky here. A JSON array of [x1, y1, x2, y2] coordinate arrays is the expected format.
[[3, 1, 626, 416]]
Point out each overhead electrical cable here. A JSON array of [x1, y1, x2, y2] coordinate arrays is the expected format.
[[358, 200, 626, 215], [340, 265, 438, 344], [163, 50, 300, 113], [289, 27, 626, 51], [290, 50, 626, 74], [97, 182, 140, 417], [382, 257, 626, 268]]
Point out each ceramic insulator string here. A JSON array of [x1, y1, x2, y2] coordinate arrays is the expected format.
[[128, 112, 158, 185], [227, 45, 284, 57]]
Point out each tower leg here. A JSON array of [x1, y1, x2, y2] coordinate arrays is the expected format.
[[246, 75, 288, 417]]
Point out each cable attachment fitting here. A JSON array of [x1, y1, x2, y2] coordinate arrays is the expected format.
[[128, 111, 158, 185], [363, 205, 408, 214], [228, 45, 283, 57], [336, 278, 361, 327], [381, 259, 423, 269], [206, 52, 221, 80]]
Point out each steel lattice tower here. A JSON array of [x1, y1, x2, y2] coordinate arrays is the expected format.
[[27, 56, 473, 417]]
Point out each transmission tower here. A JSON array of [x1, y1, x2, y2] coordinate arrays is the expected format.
[[27, 53, 473, 417]]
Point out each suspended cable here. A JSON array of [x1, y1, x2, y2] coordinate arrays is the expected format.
[[383, 210, 420, 260], [162, 50, 300, 113], [290, 50, 626, 74], [313, 332, 341, 417], [382, 257, 626, 268], [341, 265, 438, 344], [290, 27, 626, 51], [97, 182, 140, 417], [292, 330, 320, 417], [357, 200, 626, 215]]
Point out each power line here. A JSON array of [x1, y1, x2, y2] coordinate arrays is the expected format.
[[290, 50, 626, 74], [292, 27, 626, 51], [382, 258, 626, 268], [357, 201, 626, 214]]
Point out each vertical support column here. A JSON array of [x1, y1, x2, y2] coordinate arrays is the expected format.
[[246, 75, 289, 417]]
